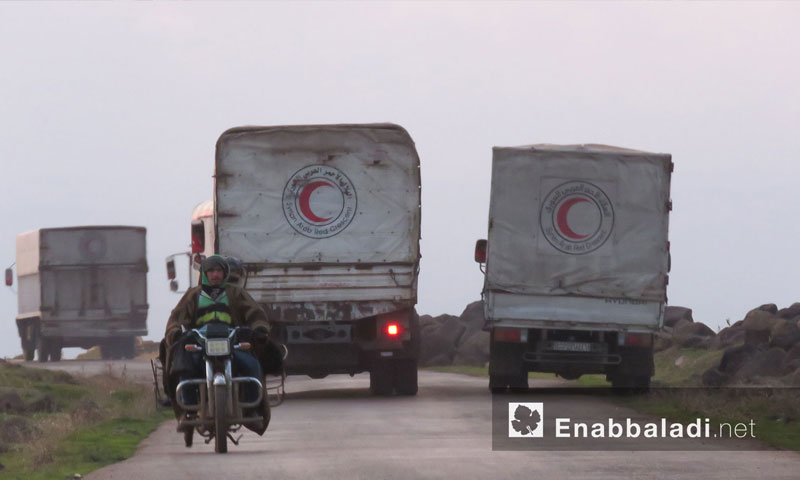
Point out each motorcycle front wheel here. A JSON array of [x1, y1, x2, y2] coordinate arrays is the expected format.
[[214, 385, 228, 453]]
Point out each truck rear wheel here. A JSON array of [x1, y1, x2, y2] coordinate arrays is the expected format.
[[394, 359, 418, 396], [489, 374, 528, 394], [36, 336, 51, 363], [49, 341, 62, 362], [369, 361, 393, 396], [121, 337, 136, 359], [21, 334, 36, 362]]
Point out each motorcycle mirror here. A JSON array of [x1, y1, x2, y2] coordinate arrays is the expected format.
[[170, 279, 179, 292], [4, 268, 12, 287]]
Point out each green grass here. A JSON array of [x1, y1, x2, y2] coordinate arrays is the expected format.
[[651, 346, 725, 386], [0, 361, 170, 479]]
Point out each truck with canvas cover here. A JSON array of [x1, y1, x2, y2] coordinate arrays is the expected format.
[[474, 144, 672, 391], [10, 226, 148, 361], [172, 124, 421, 395]]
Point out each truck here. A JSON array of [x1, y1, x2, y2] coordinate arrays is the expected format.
[[474, 144, 672, 392], [167, 124, 421, 395], [8, 226, 149, 361]]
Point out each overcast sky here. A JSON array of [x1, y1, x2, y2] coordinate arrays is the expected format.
[[1, 2, 799, 359]]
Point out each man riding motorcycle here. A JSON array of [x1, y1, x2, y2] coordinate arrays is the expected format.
[[162, 255, 281, 441]]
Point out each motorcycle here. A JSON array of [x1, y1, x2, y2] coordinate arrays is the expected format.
[[151, 322, 287, 453]]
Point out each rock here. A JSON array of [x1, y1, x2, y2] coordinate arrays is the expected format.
[[777, 302, 800, 320], [711, 323, 746, 349], [424, 353, 453, 367], [664, 306, 693, 328], [654, 331, 673, 352], [457, 301, 486, 341], [0, 391, 24, 413], [673, 321, 715, 348], [743, 309, 782, 331], [419, 314, 465, 367], [702, 367, 730, 387], [0, 417, 38, 444], [770, 319, 800, 350], [734, 347, 786, 380], [718, 344, 763, 375], [452, 331, 490, 367], [742, 310, 780, 346], [784, 343, 800, 363], [756, 303, 778, 315]]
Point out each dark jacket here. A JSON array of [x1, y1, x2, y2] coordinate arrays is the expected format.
[[164, 284, 271, 348]]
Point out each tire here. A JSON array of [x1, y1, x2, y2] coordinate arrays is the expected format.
[[49, 343, 62, 362], [37, 336, 50, 363], [184, 427, 194, 448], [489, 374, 528, 394], [121, 337, 136, 359], [22, 338, 35, 362], [611, 375, 651, 394], [100, 344, 114, 360], [369, 361, 393, 396], [214, 385, 228, 454], [394, 359, 418, 396]]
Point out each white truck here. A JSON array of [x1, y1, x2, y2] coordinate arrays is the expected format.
[[8, 226, 148, 361], [475, 144, 672, 391], [168, 124, 421, 395]]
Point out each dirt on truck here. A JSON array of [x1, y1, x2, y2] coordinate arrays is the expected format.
[[475, 144, 672, 392], [171, 124, 421, 396]]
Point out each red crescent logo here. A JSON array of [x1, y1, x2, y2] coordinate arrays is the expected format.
[[556, 197, 590, 240], [298, 180, 334, 223]]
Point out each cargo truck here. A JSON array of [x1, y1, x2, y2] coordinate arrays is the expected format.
[[167, 124, 421, 395], [474, 144, 672, 392], [7, 226, 148, 361]]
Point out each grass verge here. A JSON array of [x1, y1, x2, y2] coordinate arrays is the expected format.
[[0, 361, 170, 480]]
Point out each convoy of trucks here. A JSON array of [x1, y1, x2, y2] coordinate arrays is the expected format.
[[475, 144, 672, 391], [167, 124, 422, 395], [7, 226, 148, 361], [6, 127, 670, 399]]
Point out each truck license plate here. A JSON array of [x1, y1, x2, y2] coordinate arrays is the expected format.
[[548, 341, 592, 353]]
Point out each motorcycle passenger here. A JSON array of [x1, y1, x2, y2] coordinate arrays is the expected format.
[[226, 256, 245, 286], [163, 255, 275, 437]]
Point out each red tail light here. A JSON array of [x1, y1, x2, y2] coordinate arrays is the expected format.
[[624, 333, 653, 347], [386, 324, 400, 336], [494, 327, 524, 343]]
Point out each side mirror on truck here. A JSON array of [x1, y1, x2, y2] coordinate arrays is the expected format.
[[166, 259, 177, 280], [170, 279, 179, 292], [4, 268, 12, 287], [474, 239, 487, 263]]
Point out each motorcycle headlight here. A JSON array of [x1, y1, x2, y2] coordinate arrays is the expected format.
[[205, 339, 230, 356]]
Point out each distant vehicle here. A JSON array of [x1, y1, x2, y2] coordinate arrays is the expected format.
[[475, 144, 672, 391], [7, 226, 148, 361], [167, 124, 421, 395]]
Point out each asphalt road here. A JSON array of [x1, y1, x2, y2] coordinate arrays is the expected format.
[[25, 360, 800, 479]]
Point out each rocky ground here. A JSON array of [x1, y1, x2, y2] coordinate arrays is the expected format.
[[419, 301, 800, 387]]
